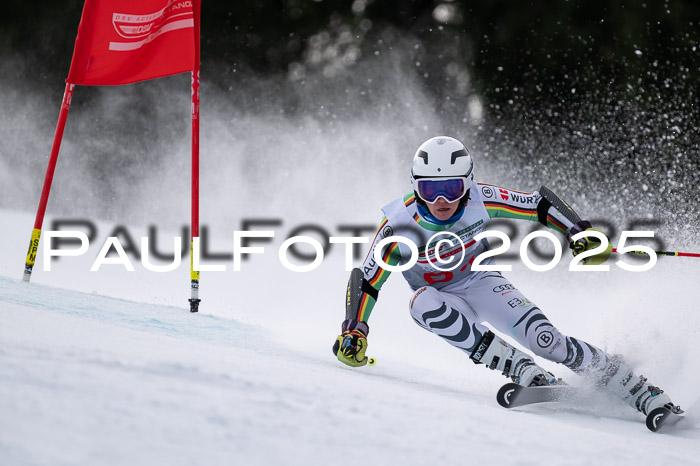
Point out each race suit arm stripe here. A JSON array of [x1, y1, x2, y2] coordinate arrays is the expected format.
[[480, 183, 575, 237], [362, 217, 388, 265], [369, 241, 400, 287], [346, 218, 402, 323], [358, 242, 401, 321], [544, 212, 568, 234], [484, 199, 571, 235], [483, 201, 538, 222]]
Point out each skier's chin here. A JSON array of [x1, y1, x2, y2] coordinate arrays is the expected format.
[[429, 204, 458, 220]]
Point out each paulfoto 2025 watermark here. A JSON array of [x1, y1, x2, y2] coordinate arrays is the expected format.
[[34, 225, 658, 274]]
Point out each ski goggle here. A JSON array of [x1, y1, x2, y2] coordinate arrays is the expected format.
[[413, 177, 470, 204]]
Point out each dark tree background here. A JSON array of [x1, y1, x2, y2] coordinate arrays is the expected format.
[[1, 0, 698, 236], [2, 0, 698, 106]]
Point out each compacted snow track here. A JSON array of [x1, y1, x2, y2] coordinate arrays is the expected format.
[[2, 270, 700, 465]]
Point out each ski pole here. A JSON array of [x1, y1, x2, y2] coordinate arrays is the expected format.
[[612, 248, 700, 258]]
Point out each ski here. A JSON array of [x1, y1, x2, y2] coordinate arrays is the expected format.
[[645, 405, 685, 433], [496, 382, 573, 409], [498, 382, 687, 433]]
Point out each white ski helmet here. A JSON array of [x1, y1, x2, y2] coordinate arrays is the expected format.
[[411, 136, 474, 204]]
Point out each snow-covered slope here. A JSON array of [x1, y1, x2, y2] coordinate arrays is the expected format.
[[2, 275, 700, 466], [2, 208, 700, 465]]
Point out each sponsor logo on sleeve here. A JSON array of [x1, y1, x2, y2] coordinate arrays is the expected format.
[[509, 193, 537, 204], [537, 331, 554, 348], [492, 284, 516, 294], [548, 338, 562, 355], [507, 297, 533, 308], [364, 258, 377, 275], [481, 186, 494, 198]]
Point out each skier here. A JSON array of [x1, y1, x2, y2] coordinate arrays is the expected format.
[[333, 136, 680, 418]]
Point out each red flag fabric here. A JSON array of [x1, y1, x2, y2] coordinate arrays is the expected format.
[[67, 0, 200, 86]]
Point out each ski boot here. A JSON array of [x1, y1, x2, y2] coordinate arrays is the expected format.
[[471, 331, 557, 386], [599, 355, 682, 416]]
